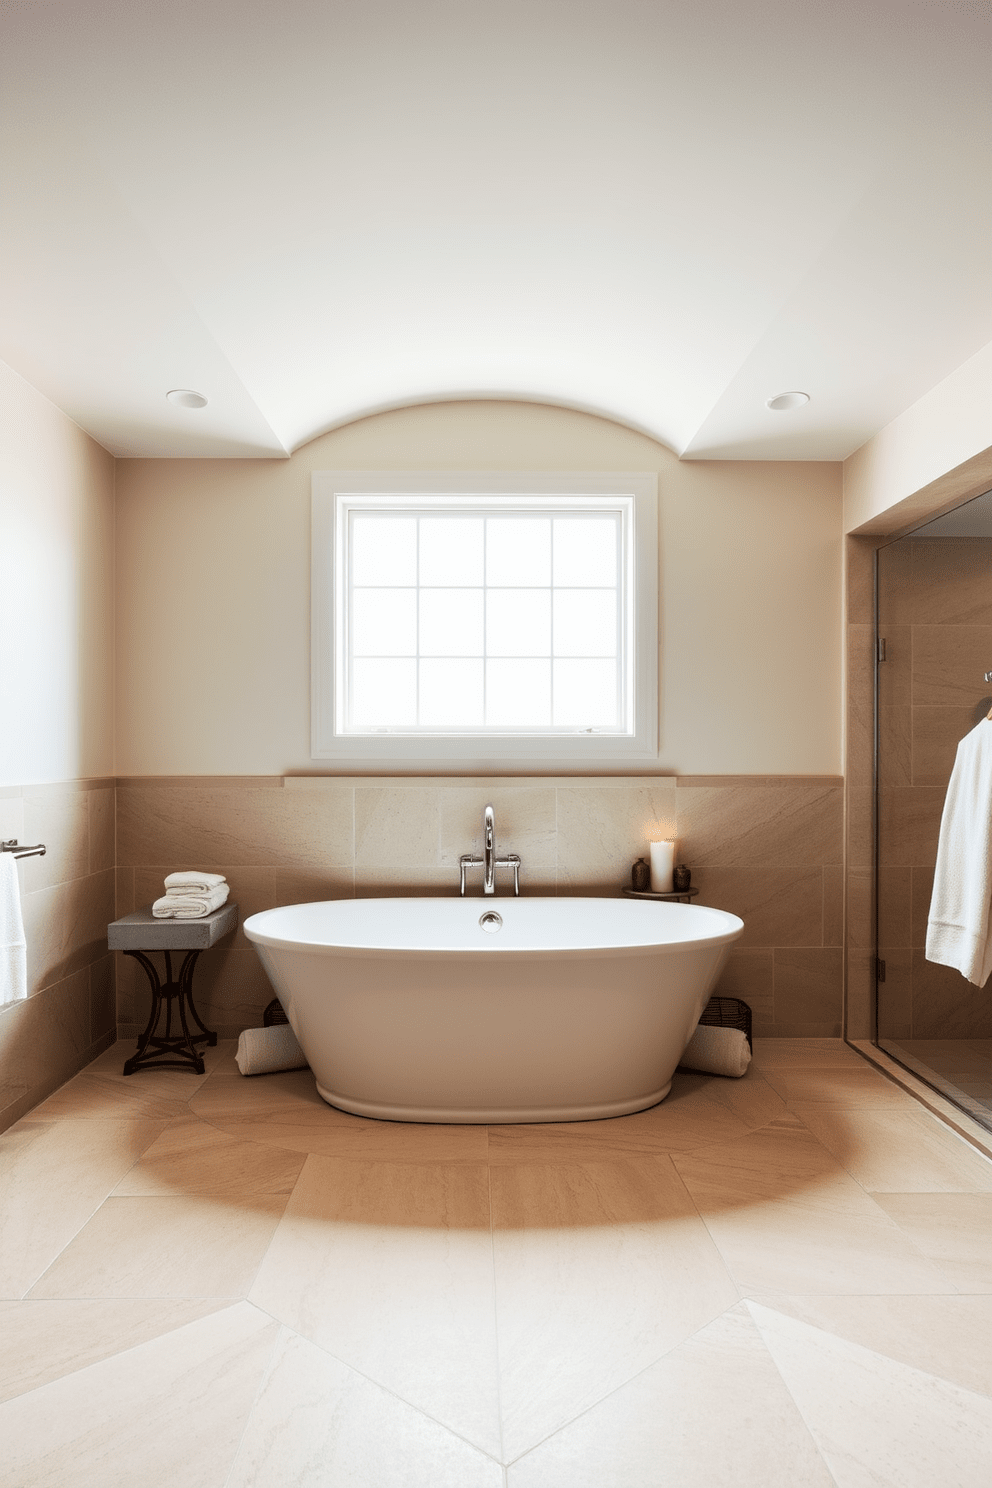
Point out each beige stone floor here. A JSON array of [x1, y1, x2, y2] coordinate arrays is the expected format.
[[2, 1037, 992, 1486], [880, 1038, 992, 1128]]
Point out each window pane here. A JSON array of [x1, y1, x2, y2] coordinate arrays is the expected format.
[[486, 518, 551, 586], [553, 589, 617, 657], [419, 660, 484, 726], [553, 517, 617, 586], [553, 660, 618, 726], [351, 516, 416, 585], [351, 659, 417, 726], [352, 589, 416, 656], [419, 518, 484, 586], [486, 659, 551, 726], [420, 589, 483, 656], [487, 589, 550, 657]]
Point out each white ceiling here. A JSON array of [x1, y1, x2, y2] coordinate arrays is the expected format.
[[2, 0, 991, 461]]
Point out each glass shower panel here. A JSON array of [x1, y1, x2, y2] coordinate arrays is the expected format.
[[875, 512, 992, 1131]]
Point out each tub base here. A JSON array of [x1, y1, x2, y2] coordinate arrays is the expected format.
[[314, 1081, 674, 1124]]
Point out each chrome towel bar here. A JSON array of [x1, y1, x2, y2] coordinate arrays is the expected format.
[[0, 839, 46, 860]]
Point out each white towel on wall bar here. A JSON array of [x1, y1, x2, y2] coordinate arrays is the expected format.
[[927, 717, 992, 987], [0, 854, 27, 1005], [152, 884, 230, 919], [164, 871, 227, 895]]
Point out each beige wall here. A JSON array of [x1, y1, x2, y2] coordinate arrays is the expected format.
[[843, 338, 992, 537], [115, 401, 843, 777], [0, 360, 117, 1129], [0, 359, 115, 786]]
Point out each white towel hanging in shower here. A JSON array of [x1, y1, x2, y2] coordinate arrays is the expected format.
[[926, 717, 992, 986]]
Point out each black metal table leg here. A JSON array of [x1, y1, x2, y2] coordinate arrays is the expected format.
[[122, 948, 217, 1075]]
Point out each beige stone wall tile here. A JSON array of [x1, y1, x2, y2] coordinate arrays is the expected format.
[[695, 866, 823, 948], [0, 970, 92, 1127], [555, 784, 676, 889], [877, 707, 911, 787], [876, 625, 910, 708], [0, 794, 25, 845], [846, 866, 873, 950], [911, 624, 992, 707], [876, 539, 916, 626], [354, 865, 472, 897], [273, 867, 355, 905], [846, 625, 876, 790], [88, 788, 115, 873], [911, 867, 933, 948], [877, 948, 912, 1040], [823, 864, 844, 948], [911, 706, 976, 786], [115, 866, 135, 919], [21, 868, 116, 996], [675, 785, 842, 869], [845, 949, 874, 1041], [436, 786, 557, 871], [907, 537, 992, 625], [89, 954, 116, 1044], [713, 949, 773, 1031], [117, 784, 353, 869], [878, 787, 943, 867], [773, 948, 843, 1031], [193, 945, 277, 1034], [846, 536, 876, 625], [846, 782, 874, 871], [910, 953, 992, 1039], [878, 866, 910, 950], [354, 786, 441, 868], [19, 790, 89, 892]]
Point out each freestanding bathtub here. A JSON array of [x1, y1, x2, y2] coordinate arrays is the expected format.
[[243, 897, 744, 1123]]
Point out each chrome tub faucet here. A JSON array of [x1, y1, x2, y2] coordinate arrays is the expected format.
[[459, 804, 521, 896]]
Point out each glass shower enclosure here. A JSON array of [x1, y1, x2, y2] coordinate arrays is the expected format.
[[875, 488, 992, 1132]]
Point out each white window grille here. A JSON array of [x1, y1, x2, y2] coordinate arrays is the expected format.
[[312, 472, 658, 766]]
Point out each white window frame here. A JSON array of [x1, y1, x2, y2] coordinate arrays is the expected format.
[[311, 471, 658, 766]]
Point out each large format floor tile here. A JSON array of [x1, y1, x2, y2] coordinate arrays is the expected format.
[[748, 1301, 992, 1487], [507, 1306, 836, 1488], [490, 1157, 739, 1460], [28, 1192, 289, 1299], [0, 1117, 165, 1297], [0, 1298, 231, 1401], [0, 1302, 280, 1488], [249, 1155, 502, 1457], [871, 1192, 992, 1290], [226, 1328, 504, 1488], [3, 1038, 991, 1483]]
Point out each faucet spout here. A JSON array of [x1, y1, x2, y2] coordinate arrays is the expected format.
[[483, 804, 496, 895]]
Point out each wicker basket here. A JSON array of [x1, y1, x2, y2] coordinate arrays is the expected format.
[[698, 995, 752, 1051], [262, 997, 289, 1027]]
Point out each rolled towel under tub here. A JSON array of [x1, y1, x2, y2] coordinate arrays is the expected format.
[[678, 1024, 751, 1078], [236, 1023, 309, 1076]]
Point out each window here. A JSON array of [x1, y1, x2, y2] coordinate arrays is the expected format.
[[312, 471, 658, 765]]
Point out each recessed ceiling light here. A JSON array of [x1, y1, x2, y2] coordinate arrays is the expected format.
[[166, 388, 208, 409], [766, 391, 810, 412]]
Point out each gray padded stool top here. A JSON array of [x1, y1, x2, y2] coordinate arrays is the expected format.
[[108, 902, 239, 951]]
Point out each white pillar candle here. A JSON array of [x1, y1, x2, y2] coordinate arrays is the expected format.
[[649, 840, 675, 893]]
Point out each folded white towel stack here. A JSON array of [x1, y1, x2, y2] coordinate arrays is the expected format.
[[164, 871, 227, 895], [678, 1024, 751, 1078], [152, 872, 229, 919], [236, 1023, 309, 1076], [0, 854, 27, 1006]]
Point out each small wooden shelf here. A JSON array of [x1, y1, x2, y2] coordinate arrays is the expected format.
[[621, 886, 699, 903]]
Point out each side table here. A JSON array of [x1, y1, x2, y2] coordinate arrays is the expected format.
[[108, 903, 239, 1075]]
